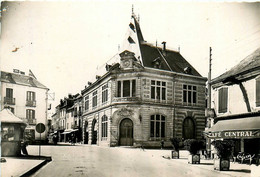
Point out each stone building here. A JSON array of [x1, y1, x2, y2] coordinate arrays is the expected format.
[[1, 70, 49, 143], [81, 13, 207, 147]]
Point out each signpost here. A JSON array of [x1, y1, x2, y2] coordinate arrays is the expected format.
[[36, 123, 46, 156]]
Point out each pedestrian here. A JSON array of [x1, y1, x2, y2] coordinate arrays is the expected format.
[[21, 140, 28, 155], [160, 140, 164, 149], [53, 135, 58, 145]]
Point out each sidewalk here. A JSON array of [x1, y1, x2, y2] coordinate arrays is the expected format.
[[142, 149, 257, 177], [1, 155, 52, 177]]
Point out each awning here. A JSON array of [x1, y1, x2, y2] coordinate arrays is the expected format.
[[204, 117, 260, 139]]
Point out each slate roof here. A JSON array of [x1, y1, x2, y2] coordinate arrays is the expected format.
[[211, 48, 260, 84], [1, 71, 48, 89], [131, 15, 201, 76], [139, 43, 201, 76]]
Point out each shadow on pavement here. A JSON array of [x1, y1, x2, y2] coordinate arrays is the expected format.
[[199, 162, 214, 165], [228, 169, 251, 173]]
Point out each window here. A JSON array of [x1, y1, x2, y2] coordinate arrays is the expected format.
[[26, 91, 36, 107], [256, 78, 260, 107], [26, 109, 35, 124], [117, 80, 136, 97], [218, 87, 228, 113], [1, 125, 15, 141], [150, 115, 165, 138], [183, 117, 195, 139], [101, 115, 108, 140], [183, 85, 197, 104], [6, 88, 13, 98], [102, 84, 108, 103], [5, 88, 15, 104], [92, 91, 97, 108], [27, 91, 36, 101], [85, 95, 89, 111], [151, 80, 166, 100]]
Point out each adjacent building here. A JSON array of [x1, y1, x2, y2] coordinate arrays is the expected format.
[[81, 13, 207, 147], [1, 70, 49, 143], [52, 94, 82, 142], [205, 48, 260, 156]]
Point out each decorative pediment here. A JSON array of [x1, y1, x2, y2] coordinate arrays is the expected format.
[[117, 107, 134, 117]]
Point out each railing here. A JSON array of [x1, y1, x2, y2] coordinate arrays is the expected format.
[[26, 100, 36, 107], [28, 119, 37, 125], [4, 97, 15, 105], [21, 118, 37, 125]]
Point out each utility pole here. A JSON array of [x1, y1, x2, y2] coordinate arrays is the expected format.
[[208, 47, 212, 110], [206, 47, 213, 159]]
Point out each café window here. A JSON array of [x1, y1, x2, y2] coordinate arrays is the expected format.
[[218, 87, 228, 113], [117, 80, 136, 97], [256, 78, 260, 107], [151, 80, 166, 100], [183, 84, 197, 104], [92, 91, 97, 108], [102, 84, 108, 103], [101, 115, 108, 140], [150, 115, 165, 138], [85, 95, 89, 111]]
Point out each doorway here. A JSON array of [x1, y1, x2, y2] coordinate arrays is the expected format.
[[119, 118, 133, 146], [91, 119, 97, 144]]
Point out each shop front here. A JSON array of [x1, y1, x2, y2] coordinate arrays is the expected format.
[[204, 116, 260, 162]]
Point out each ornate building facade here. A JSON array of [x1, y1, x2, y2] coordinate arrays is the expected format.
[[81, 14, 207, 147]]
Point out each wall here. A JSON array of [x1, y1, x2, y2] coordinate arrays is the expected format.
[[213, 78, 260, 116]]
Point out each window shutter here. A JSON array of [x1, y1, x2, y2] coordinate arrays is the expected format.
[[218, 87, 228, 113], [256, 79, 260, 106]]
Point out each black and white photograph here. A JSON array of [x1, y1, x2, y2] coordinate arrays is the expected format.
[[0, 1, 260, 177]]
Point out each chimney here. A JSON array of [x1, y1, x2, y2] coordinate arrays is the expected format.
[[161, 41, 166, 56], [88, 81, 92, 86], [96, 75, 101, 80], [105, 64, 112, 71]]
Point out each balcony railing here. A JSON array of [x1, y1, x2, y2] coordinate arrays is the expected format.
[[4, 97, 15, 105], [28, 119, 37, 125], [26, 100, 36, 107], [21, 118, 37, 125]]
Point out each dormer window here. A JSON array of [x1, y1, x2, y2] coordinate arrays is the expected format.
[[152, 57, 161, 69], [128, 36, 135, 44], [129, 23, 135, 32]]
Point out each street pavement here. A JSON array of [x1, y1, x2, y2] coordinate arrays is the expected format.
[[21, 143, 256, 177]]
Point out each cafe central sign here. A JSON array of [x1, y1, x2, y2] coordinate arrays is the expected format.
[[206, 130, 259, 139]]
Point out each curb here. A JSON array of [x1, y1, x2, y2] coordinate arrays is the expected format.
[[20, 157, 52, 177]]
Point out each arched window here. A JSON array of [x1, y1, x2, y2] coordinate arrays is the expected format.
[[150, 115, 165, 138], [183, 117, 195, 139], [101, 115, 108, 140]]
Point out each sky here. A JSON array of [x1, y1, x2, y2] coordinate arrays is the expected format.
[[1, 1, 260, 114]]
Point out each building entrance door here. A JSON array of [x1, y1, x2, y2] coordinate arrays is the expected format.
[[92, 119, 97, 144], [119, 118, 133, 146]]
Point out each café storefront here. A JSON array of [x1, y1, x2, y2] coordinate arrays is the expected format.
[[204, 116, 260, 157]]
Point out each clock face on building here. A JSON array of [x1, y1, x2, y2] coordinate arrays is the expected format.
[[123, 60, 130, 67]]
